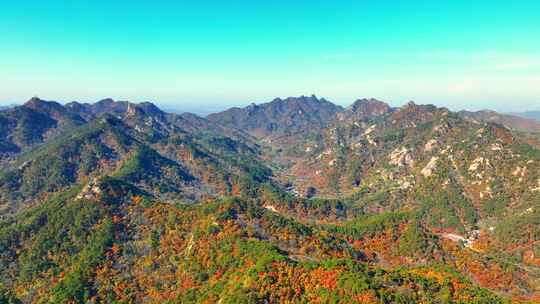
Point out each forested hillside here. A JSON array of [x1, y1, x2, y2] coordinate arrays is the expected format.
[[0, 96, 539, 303]]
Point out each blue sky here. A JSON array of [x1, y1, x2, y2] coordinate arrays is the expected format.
[[1, 1, 539, 112]]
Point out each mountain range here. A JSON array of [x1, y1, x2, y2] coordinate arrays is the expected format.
[[511, 111, 540, 122], [0, 95, 539, 303], [459, 110, 540, 133]]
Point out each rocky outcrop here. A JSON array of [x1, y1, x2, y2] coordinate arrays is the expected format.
[[421, 156, 439, 177], [389, 147, 414, 168]]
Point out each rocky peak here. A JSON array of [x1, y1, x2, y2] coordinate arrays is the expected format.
[[66, 99, 164, 121], [24, 96, 44, 105], [97, 99, 129, 114], [65, 101, 85, 110], [22, 97, 86, 124], [391, 101, 440, 125], [123, 102, 164, 121], [273, 95, 333, 107], [94, 98, 116, 107], [125, 103, 138, 117], [23, 97, 65, 113], [207, 95, 342, 138], [406, 100, 417, 107], [347, 98, 391, 118], [138, 102, 164, 117]]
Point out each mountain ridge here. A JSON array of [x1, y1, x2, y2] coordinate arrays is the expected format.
[[1, 95, 540, 302], [510, 110, 540, 122], [459, 109, 540, 133]]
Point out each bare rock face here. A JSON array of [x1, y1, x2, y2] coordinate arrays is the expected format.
[[424, 139, 439, 152], [389, 147, 414, 168], [468, 157, 490, 172], [76, 178, 103, 201], [491, 143, 503, 151], [532, 179, 540, 192], [421, 156, 439, 177]]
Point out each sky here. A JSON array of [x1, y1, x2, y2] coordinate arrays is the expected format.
[[1, 0, 539, 113]]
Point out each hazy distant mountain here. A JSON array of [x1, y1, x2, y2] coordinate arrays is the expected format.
[[510, 110, 540, 122], [0, 103, 20, 111], [458, 109, 540, 133], [164, 104, 234, 116]]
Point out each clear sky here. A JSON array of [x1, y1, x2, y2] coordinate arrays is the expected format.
[[1, 0, 539, 113]]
